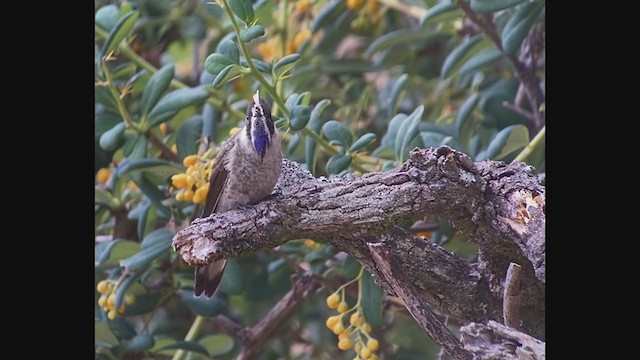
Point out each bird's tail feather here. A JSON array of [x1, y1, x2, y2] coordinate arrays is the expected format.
[[194, 260, 227, 297]]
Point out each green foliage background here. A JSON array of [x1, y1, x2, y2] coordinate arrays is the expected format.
[[95, 0, 545, 358]]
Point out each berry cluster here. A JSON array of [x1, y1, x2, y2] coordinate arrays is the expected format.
[[325, 285, 381, 359], [171, 153, 214, 204], [96, 280, 136, 320]]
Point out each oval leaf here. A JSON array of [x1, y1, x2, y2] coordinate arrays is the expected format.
[[96, 113, 122, 141], [120, 240, 171, 271], [477, 124, 527, 161], [456, 93, 480, 136], [180, 289, 226, 317], [148, 87, 209, 126], [421, 2, 462, 25], [99, 122, 125, 151], [216, 38, 240, 64], [326, 154, 352, 174], [306, 99, 332, 174], [240, 25, 265, 42], [218, 259, 246, 295], [459, 48, 502, 76], [114, 272, 142, 309], [212, 64, 244, 87], [395, 106, 424, 162], [349, 133, 377, 152], [471, 0, 526, 13], [229, 0, 254, 25], [311, 0, 346, 32], [95, 4, 120, 32], [389, 73, 408, 116], [140, 228, 173, 250], [115, 158, 182, 178], [176, 116, 203, 160], [101, 11, 139, 58], [205, 53, 235, 76], [289, 105, 311, 130], [494, 124, 529, 160], [273, 53, 301, 78], [502, 2, 544, 55], [322, 120, 352, 147], [361, 270, 383, 327], [241, 57, 272, 73], [141, 64, 175, 115], [156, 341, 209, 355], [200, 335, 235, 357], [366, 28, 436, 55], [441, 34, 483, 78]]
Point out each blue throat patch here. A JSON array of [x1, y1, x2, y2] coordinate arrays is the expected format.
[[253, 133, 270, 160]]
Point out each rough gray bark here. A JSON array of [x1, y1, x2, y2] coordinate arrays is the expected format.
[[460, 321, 545, 359], [173, 146, 545, 346]]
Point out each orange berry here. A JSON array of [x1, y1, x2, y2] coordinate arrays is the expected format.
[[183, 189, 194, 202], [96, 280, 109, 294], [171, 174, 188, 189], [326, 315, 340, 329], [96, 168, 111, 183], [193, 186, 209, 204], [367, 338, 379, 351], [332, 321, 344, 335], [338, 337, 353, 350], [107, 310, 118, 320], [183, 154, 198, 167], [337, 301, 348, 313], [360, 347, 371, 359], [326, 293, 340, 309]]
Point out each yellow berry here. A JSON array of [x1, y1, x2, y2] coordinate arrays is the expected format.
[[175, 189, 185, 201], [96, 168, 111, 183], [107, 293, 116, 307], [159, 122, 168, 136], [171, 174, 188, 189], [97, 280, 109, 293], [360, 347, 371, 359], [183, 189, 194, 202], [350, 312, 360, 325], [367, 338, 379, 351], [338, 337, 353, 350], [338, 331, 349, 340], [332, 321, 344, 335], [346, 0, 363, 10], [354, 341, 363, 352], [370, 354, 378, 360], [366, 0, 379, 13], [361, 322, 372, 334], [304, 239, 316, 247], [295, 0, 311, 13], [98, 295, 108, 308], [171, 144, 177, 153], [118, 305, 126, 314], [183, 155, 198, 167], [326, 293, 340, 309], [107, 310, 118, 320], [326, 315, 340, 329], [193, 186, 209, 204], [337, 301, 348, 313], [125, 294, 136, 305], [186, 175, 196, 187]]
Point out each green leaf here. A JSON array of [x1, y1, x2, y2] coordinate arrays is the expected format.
[[122, 135, 147, 159], [380, 113, 407, 149], [326, 154, 352, 174], [120, 233, 171, 271], [502, 1, 544, 55], [107, 315, 137, 339], [421, 1, 462, 25], [240, 25, 265, 42], [366, 28, 436, 55], [241, 58, 272, 73], [121, 292, 162, 316], [156, 341, 209, 355], [322, 120, 352, 147], [205, 53, 236, 76], [343, 255, 361, 278], [349, 133, 377, 152], [311, 0, 346, 32], [471, 0, 526, 13], [95, 322, 118, 347], [459, 48, 502, 76], [96, 240, 141, 266], [494, 124, 529, 160], [389, 74, 409, 117], [101, 11, 139, 58], [441, 34, 484, 78], [96, 114, 121, 141], [136, 202, 152, 241], [456, 93, 480, 137], [216, 38, 240, 64], [141, 64, 175, 115], [148, 87, 209, 126], [114, 271, 142, 310], [180, 289, 226, 317], [95, 86, 119, 113], [218, 259, 246, 295], [212, 64, 244, 87], [306, 99, 332, 174], [115, 158, 182, 178], [95, 189, 115, 207], [228, 0, 254, 25], [395, 106, 424, 162], [476, 124, 528, 161], [200, 335, 235, 357], [273, 53, 301, 78], [140, 228, 173, 250], [99, 122, 125, 151], [289, 105, 311, 130], [361, 270, 383, 327], [176, 116, 203, 161], [95, 4, 120, 32]]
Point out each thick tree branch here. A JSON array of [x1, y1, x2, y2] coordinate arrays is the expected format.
[[368, 242, 472, 360], [173, 146, 545, 338], [460, 321, 545, 359]]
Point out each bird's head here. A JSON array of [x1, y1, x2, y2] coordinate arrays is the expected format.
[[245, 90, 276, 161]]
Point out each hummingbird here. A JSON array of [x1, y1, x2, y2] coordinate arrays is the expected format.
[[194, 90, 283, 297]]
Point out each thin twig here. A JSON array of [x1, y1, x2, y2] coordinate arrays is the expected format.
[[146, 133, 179, 162], [502, 101, 535, 122]]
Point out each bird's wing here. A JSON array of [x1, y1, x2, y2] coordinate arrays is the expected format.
[[201, 137, 234, 216]]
